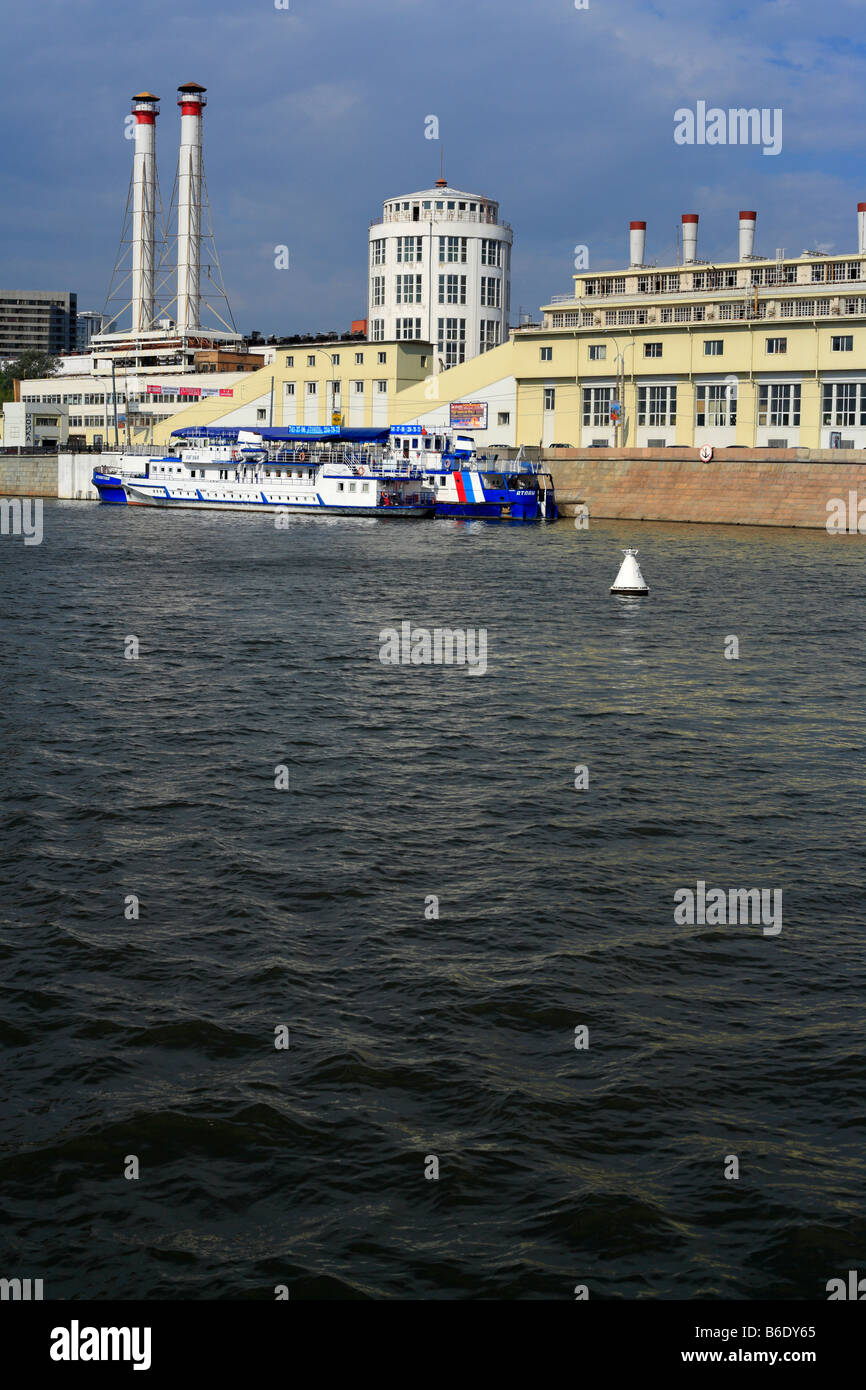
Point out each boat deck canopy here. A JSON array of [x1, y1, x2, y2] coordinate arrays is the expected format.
[[171, 426, 392, 444]]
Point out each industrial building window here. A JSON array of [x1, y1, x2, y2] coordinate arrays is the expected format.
[[285, 355, 294, 366], [438, 274, 466, 305], [307, 382, 317, 395], [583, 386, 612, 427], [696, 384, 736, 428], [638, 385, 677, 427], [372, 240, 386, 265], [479, 276, 500, 308], [376, 380, 387, 393], [372, 276, 385, 307], [812, 260, 861, 283], [395, 317, 422, 339], [396, 274, 422, 304], [371, 320, 384, 342], [544, 388, 556, 411], [439, 236, 467, 264], [307, 355, 316, 366], [498, 412, 510, 425], [284, 383, 295, 395], [644, 342, 662, 358], [256, 409, 267, 421], [378, 351, 387, 364], [481, 239, 501, 266], [588, 344, 606, 360], [703, 340, 723, 356], [831, 335, 854, 351], [540, 346, 552, 361], [479, 320, 499, 352], [353, 381, 364, 393], [437, 317, 466, 367], [396, 236, 423, 263], [757, 383, 800, 427], [822, 382, 866, 426], [766, 337, 787, 354]]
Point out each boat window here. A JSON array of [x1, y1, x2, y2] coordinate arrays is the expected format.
[[482, 474, 506, 488], [349, 482, 356, 492], [361, 483, 369, 493], [337, 482, 344, 492]]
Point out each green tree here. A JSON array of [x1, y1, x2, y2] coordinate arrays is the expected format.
[[0, 350, 60, 404]]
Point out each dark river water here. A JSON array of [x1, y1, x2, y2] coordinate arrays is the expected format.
[[1, 501, 863, 1300]]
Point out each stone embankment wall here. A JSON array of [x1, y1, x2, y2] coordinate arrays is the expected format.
[[0, 454, 103, 501], [540, 447, 866, 529]]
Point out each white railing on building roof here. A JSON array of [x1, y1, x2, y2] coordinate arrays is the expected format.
[[370, 211, 510, 230]]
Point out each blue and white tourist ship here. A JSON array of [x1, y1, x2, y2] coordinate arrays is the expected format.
[[390, 427, 557, 521], [92, 424, 557, 521]]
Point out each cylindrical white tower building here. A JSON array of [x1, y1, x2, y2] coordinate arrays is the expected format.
[[177, 81, 207, 332], [130, 92, 159, 333], [368, 178, 512, 367]]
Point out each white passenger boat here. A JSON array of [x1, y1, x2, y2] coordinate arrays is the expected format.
[[92, 427, 434, 518]]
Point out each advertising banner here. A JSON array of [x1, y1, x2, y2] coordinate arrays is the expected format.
[[449, 402, 487, 430]]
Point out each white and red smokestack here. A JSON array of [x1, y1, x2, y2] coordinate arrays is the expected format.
[[177, 81, 207, 332], [858, 203, 866, 255], [131, 92, 159, 333], [629, 220, 646, 267], [682, 214, 698, 264], [739, 210, 757, 260]]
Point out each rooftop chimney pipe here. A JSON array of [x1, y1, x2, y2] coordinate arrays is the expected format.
[[682, 214, 698, 265], [629, 221, 646, 267], [739, 210, 757, 260]]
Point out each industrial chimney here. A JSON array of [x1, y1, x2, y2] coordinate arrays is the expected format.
[[177, 81, 207, 332], [629, 221, 646, 267], [682, 214, 698, 264], [130, 92, 159, 333], [858, 203, 866, 255], [739, 210, 757, 260]]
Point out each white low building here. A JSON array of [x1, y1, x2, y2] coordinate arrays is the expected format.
[[1, 400, 67, 448]]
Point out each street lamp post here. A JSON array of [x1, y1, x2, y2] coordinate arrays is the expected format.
[[602, 335, 625, 446], [310, 347, 337, 426]]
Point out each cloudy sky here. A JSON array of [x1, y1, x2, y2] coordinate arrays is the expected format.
[[1, 0, 864, 335]]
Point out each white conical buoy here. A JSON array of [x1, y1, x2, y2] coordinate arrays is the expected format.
[[610, 547, 649, 594]]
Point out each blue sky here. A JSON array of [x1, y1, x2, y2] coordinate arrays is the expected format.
[[1, 0, 864, 335]]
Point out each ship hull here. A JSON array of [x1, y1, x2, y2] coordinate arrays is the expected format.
[[124, 485, 431, 517]]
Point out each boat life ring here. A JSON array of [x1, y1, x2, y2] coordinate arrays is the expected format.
[[357, 465, 366, 475], [699, 444, 714, 462], [298, 451, 307, 461]]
